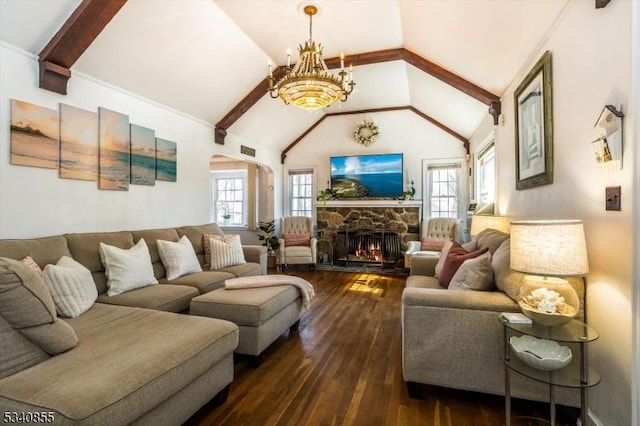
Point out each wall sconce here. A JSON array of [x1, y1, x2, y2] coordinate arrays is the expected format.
[[591, 105, 624, 171]]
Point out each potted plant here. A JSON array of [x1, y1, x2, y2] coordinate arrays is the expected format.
[[257, 220, 280, 269], [218, 203, 232, 225]]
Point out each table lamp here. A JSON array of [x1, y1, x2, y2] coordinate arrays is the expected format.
[[510, 220, 589, 326], [470, 215, 511, 237]]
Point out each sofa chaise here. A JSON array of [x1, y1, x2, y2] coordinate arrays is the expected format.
[[0, 223, 266, 425], [402, 229, 585, 407]]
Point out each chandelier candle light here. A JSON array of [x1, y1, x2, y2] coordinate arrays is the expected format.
[[510, 220, 589, 326], [267, 4, 355, 111]]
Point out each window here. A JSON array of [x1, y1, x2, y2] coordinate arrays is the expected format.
[[289, 170, 313, 217], [476, 142, 495, 204], [211, 170, 247, 226], [426, 163, 462, 219]]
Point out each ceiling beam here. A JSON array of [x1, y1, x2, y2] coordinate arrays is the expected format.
[[280, 106, 469, 164], [400, 48, 499, 107], [38, 0, 127, 95], [215, 48, 501, 145]]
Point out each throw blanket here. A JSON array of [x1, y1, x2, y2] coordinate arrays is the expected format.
[[224, 275, 316, 309]]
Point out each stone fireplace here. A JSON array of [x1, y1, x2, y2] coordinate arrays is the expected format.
[[316, 201, 421, 266]]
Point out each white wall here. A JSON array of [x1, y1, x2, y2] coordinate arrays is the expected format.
[[0, 43, 282, 239], [470, 2, 635, 425], [284, 109, 467, 213]]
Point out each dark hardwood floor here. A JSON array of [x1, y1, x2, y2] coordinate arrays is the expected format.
[[185, 270, 577, 426]]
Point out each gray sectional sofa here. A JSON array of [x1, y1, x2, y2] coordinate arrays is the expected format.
[[402, 229, 585, 406], [0, 223, 266, 425]]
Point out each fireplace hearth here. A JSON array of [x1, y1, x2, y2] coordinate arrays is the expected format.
[[316, 203, 420, 266]]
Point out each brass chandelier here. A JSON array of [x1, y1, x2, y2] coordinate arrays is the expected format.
[[268, 4, 355, 111]]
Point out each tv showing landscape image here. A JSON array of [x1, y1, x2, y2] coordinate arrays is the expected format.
[[330, 153, 403, 199]]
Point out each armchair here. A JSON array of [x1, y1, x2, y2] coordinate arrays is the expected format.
[[279, 216, 317, 271], [404, 217, 459, 269]]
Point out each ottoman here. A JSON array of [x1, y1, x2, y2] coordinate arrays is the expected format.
[[190, 285, 303, 366]]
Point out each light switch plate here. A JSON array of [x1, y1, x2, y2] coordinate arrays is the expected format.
[[606, 186, 621, 211]]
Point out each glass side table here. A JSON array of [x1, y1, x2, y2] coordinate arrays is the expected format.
[[499, 315, 600, 426]]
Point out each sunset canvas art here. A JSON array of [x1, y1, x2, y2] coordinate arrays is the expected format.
[[99, 107, 130, 190], [130, 124, 156, 186], [10, 99, 59, 169], [156, 138, 177, 182], [60, 104, 98, 181]]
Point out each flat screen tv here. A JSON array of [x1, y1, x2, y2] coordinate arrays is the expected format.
[[330, 153, 403, 199]]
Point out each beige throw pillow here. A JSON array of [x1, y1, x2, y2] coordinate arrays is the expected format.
[[43, 256, 98, 318], [157, 235, 202, 280], [448, 252, 494, 291], [99, 239, 158, 296], [208, 235, 246, 270]]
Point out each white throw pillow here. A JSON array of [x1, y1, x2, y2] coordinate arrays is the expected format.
[[208, 234, 246, 270], [434, 240, 454, 279], [448, 252, 494, 291], [43, 256, 98, 318], [99, 238, 158, 296], [157, 235, 202, 280]]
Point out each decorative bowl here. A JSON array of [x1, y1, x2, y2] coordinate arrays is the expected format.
[[518, 304, 576, 326], [509, 335, 572, 370], [517, 277, 579, 326]]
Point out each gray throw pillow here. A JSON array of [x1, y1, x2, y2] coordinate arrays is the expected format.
[[491, 239, 525, 301], [0, 315, 49, 379], [448, 252, 494, 291], [0, 257, 78, 356], [476, 229, 510, 254]]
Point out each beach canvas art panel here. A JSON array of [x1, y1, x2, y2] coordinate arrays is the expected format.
[[99, 107, 130, 191], [156, 138, 177, 182], [10, 99, 59, 169], [130, 124, 156, 186], [59, 104, 99, 181]]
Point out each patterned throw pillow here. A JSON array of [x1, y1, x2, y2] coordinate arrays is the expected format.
[[208, 235, 246, 270], [203, 234, 234, 266], [283, 233, 311, 247], [438, 242, 489, 288], [420, 237, 446, 251], [20, 255, 43, 275]]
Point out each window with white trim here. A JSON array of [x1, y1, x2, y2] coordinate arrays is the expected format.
[[476, 142, 495, 204], [211, 170, 247, 226], [426, 163, 462, 219], [289, 169, 313, 217]]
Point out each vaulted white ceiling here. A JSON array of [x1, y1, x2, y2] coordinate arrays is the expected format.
[[0, 0, 570, 152]]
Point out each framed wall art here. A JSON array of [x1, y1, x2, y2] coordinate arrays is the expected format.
[[156, 138, 177, 182], [514, 50, 553, 190], [10, 99, 59, 169], [98, 107, 130, 191], [60, 103, 98, 181], [130, 124, 156, 186]]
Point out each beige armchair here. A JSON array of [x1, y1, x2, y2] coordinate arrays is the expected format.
[[404, 217, 459, 269], [278, 216, 317, 270]]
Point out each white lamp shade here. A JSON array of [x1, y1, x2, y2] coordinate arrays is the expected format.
[[470, 215, 511, 236], [510, 220, 589, 277]]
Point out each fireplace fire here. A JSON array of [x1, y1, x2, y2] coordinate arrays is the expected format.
[[333, 226, 402, 266], [354, 243, 382, 262]]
